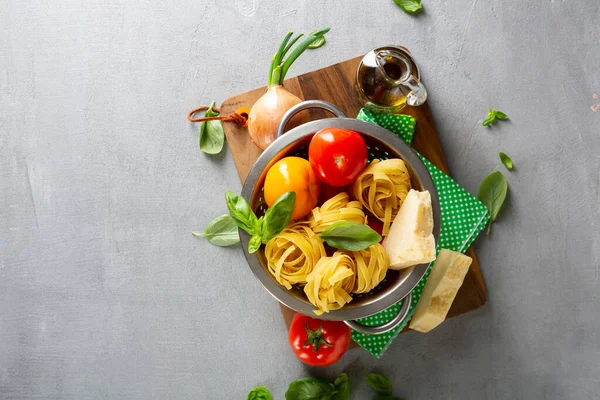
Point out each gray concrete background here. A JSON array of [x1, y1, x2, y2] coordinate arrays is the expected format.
[[1, 0, 599, 399]]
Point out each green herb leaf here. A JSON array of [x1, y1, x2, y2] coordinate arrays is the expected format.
[[308, 36, 326, 49], [317, 221, 381, 251], [285, 378, 337, 400], [199, 101, 225, 154], [331, 373, 351, 400], [482, 108, 509, 126], [366, 373, 392, 395], [248, 235, 262, 254], [499, 152, 514, 170], [494, 110, 508, 120], [248, 386, 272, 400], [261, 192, 296, 242], [393, 0, 422, 13], [477, 171, 508, 234], [373, 396, 403, 400], [225, 191, 259, 235], [192, 214, 239, 246]]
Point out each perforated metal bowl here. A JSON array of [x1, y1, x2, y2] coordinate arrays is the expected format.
[[240, 100, 440, 334]]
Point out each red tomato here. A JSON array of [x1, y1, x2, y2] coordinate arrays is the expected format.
[[367, 217, 384, 243], [288, 313, 350, 366], [308, 128, 368, 187]]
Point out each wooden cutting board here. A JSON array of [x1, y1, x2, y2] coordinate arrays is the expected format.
[[220, 56, 487, 336]]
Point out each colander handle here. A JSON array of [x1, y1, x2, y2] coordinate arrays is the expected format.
[[276, 100, 346, 139], [343, 292, 412, 335]]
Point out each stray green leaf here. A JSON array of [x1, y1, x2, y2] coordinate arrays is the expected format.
[[192, 214, 239, 246], [393, 0, 422, 13], [261, 192, 296, 242], [318, 221, 381, 251], [482, 108, 509, 127], [248, 386, 272, 400], [308, 36, 326, 49], [499, 152, 513, 170], [285, 377, 337, 400], [366, 373, 392, 395], [331, 373, 351, 400], [199, 101, 225, 154], [477, 171, 508, 234]]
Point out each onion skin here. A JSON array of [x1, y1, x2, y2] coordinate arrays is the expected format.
[[247, 85, 308, 150]]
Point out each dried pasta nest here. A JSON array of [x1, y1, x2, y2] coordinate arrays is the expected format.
[[308, 192, 366, 233], [351, 158, 412, 236], [264, 222, 326, 290], [304, 252, 356, 315], [343, 243, 389, 294]]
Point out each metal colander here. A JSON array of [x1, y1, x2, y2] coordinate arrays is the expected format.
[[241, 100, 440, 334]]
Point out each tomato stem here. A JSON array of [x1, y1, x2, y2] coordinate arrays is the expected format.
[[304, 323, 331, 352]]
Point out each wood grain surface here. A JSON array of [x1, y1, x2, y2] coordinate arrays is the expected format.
[[220, 56, 487, 337]]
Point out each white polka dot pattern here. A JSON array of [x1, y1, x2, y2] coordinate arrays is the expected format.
[[352, 110, 490, 358]]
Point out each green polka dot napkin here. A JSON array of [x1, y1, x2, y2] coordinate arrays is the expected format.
[[353, 109, 490, 358]]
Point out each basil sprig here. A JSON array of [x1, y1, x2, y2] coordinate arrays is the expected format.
[[366, 373, 392, 395], [482, 108, 509, 127], [477, 171, 508, 234], [192, 214, 239, 246], [247, 386, 272, 400], [393, 0, 422, 14], [199, 101, 225, 154], [284, 373, 350, 400], [225, 191, 295, 253], [317, 221, 381, 251]]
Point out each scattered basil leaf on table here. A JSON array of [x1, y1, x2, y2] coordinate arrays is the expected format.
[[482, 108, 509, 127], [199, 101, 225, 154], [192, 214, 239, 246], [318, 221, 382, 251], [499, 151, 514, 170], [225, 191, 260, 235], [477, 171, 508, 234], [331, 373, 351, 400], [393, 0, 422, 13], [285, 377, 337, 400], [247, 386, 272, 400], [308, 36, 326, 49], [366, 373, 393, 395], [373, 396, 403, 400], [261, 191, 296, 241]]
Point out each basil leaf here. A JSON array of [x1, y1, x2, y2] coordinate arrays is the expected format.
[[317, 221, 381, 251], [308, 36, 326, 49], [248, 235, 262, 254], [499, 152, 513, 170], [285, 378, 336, 400], [200, 119, 225, 155], [482, 116, 494, 127], [261, 191, 296, 242], [373, 396, 403, 400], [199, 101, 225, 154], [331, 373, 351, 400], [477, 171, 508, 234], [366, 373, 392, 394], [192, 214, 239, 246], [494, 110, 508, 120], [225, 191, 259, 235], [248, 386, 272, 400], [393, 0, 422, 13]]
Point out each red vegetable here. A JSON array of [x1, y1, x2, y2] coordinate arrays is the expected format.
[[288, 313, 350, 366], [308, 128, 368, 187]]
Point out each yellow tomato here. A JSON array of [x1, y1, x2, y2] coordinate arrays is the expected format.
[[264, 157, 320, 220]]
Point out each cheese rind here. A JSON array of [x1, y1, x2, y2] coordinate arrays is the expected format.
[[382, 189, 436, 269], [409, 249, 472, 333]]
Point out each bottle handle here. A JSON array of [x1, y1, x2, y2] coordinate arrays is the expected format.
[[404, 74, 428, 107]]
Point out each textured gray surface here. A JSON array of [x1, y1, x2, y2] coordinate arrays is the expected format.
[[1, 1, 599, 399]]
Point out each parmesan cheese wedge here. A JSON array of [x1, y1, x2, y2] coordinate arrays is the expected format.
[[382, 189, 436, 269], [409, 249, 472, 333]]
